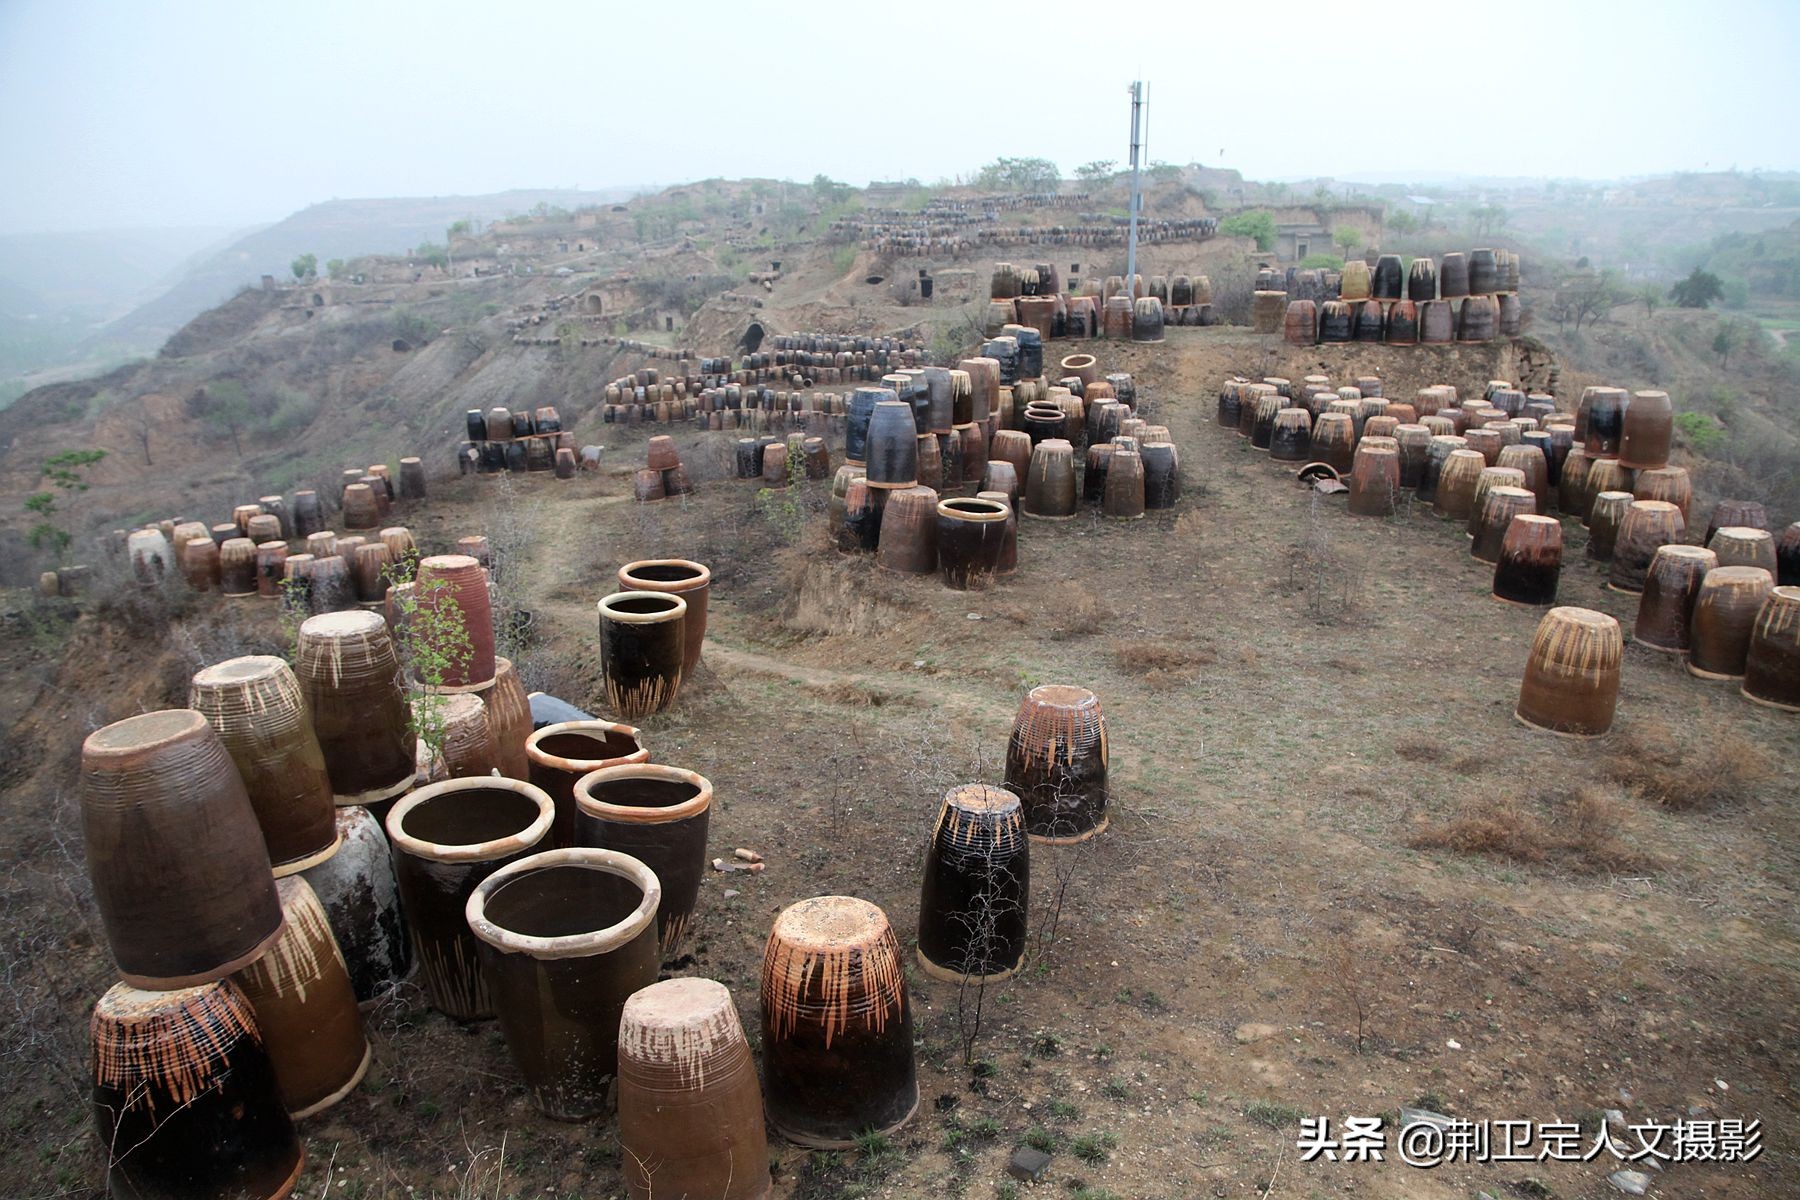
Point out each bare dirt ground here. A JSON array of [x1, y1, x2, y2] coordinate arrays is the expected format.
[[2, 327, 1794, 1200]]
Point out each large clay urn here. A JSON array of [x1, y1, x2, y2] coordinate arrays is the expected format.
[[526, 720, 649, 847], [598, 591, 687, 718], [295, 610, 416, 810], [1742, 586, 1800, 710], [618, 559, 711, 676], [415, 554, 497, 691], [574, 764, 712, 956], [231, 877, 370, 1118], [760, 897, 918, 1148], [466, 848, 660, 1120], [1608, 501, 1687, 593], [1688, 566, 1774, 681], [618, 977, 770, 1200], [190, 656, 338, 877], [90, 980, 302, 1200], [1515, 607, 1623, 737], [1005, 685, 1109, 843], [1634, 545, 1718, 653], [481, 657, 534, 781], [386, 778, 555, 1021], [917, 785, 1030, 983], [81, 711, 284, 988]]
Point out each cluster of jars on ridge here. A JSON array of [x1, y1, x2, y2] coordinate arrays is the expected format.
[[1256, 248, 1524, 344], [457, 403, 581, 478], [987, 261, 1219, 347], [848, 211, 1216, 255], [117, 466, 427, 615], [598, 338, 924, 426]]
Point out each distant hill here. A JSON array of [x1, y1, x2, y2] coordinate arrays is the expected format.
[[91, 188, 642, 355]]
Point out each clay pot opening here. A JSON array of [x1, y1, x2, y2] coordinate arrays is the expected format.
[[599, 591, 686, 623], [619, 560, 709, 588], [466, 848, 659, 958], [576, 764, 712, 823], [389, 779, 554, 861], [940, 498, 1009, 522], [529, 723, 645, 766]]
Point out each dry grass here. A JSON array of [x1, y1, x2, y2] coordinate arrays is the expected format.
[[1410, 785, 1662, 875], [814, 679, 911, 708], [1046, 582, 1113, 640], [1111, 638, 1217, 684], [1394, 738, 1446, 763], [1603, 719, 1773, 811]]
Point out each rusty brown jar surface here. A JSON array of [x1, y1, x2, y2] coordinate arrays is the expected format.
[[1586, 491, 1635, 562], [574, 764, 711, 957], [1141, 442, 1180, 509], [1269, 408, 1313, 463], [876, 485, 941, 573], [1472, 487, 1537, 563], [975, 491, 1019, 575], [917, 785, 1029, 984], [466, 848, 659, 1120], [1496, 443, 1550, 512], [295, 611, 416, 807], [1558, 446, 1592, 517], [1309, 412, 1356, 474], [1704, 499, 1770, 545], [598, 591, 687, 719], [1618, 389, 1672, 469], [1467, 467, 1528, 538], [1742, 587, 1800, 710], [760, 897, 918, 1148], [1103, 448, 1146, 519], [1493, 515, 1563, 606], [1688, 566, 1775, 681], [190, 656, 338, 876], [1415, 435, 1466, 504], [299, 805, 412, 1005], [1023, 438, 1077, 518], [1348, 438, 1401, 517], [1632, 465, 1692, 525], [1707, 526, 1779, 575], [617, 559, 711, 676], [386, 777, 555, 1021], [1583, 460, 1635, 524], [839, 479, 886, 554], [1005, 684, 1109, 843], [232, 877, 369, 1118], [91, 980, 302, 1200], [1516, 607, 1623, 737], [1433, 449, 1488, 520], [525, 720, 649, 849], [81, 710, 284, 988], [937, 497, 1010, 589], [181, 536, 222, 591], [481, 657, 534, 782], [431, 693, 498, 779], [1634, 545, 1718, 653], [416, 554, 496, 690], [1609, 501, 1687, 593], [619, 977, 771, 1200]]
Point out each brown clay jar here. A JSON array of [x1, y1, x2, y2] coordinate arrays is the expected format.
[[295, 611, 416, 808], [598, 591, 687, 719], [385, 777, 555, 1020], [917, 785, 1029, 983], [1471, 487, 1537, 564], [618, 559, 711, 676], [1515, 607, 1623, 737], [618, 977, 771, 1200], [936, 497, 1010, 589], [1493, 515, 1563, 606], [231, 876, 369, 1118], [1634, 545, 1717, 653], [1005, 684, 1108, 843], [1608, 500, 1687, 593], [81, 710, 284, 988], [1688, 566, 1775, 681], [466, 848, 660, 1119], [760, 897, 918, 1148], [1742, 586, 1800, 710], [416, 554, 496, 690], [574, 764, 712, 957], [527, 721, 650, 847]]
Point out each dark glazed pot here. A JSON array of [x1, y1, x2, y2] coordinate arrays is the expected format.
[[1310, 413, 1356, 475], [81, 711, 284, 988], [1103, 448, 1146, 519], [1778, 523, 1800, 587], [1704, 499, 1770, 546], [385, 778, 554, 1021], [526, 720, 650, 848], [1471, 486, 1536, 563], [299, 805, 412, 1005], [295, 611, 416, 808], [190, 656, 338, 877], [1582, 387, 1628, 456], [1005, 685, 1108, 843], [231, 877, 369, 1118], [1634, 545, 1717, 653], [1688, 566, 1774, 681], [618, 559, 711, 676], [1632, 466, 1692, 526], [598, 591, 687, 718], [1742, 587, 1800, 710], [1515, 607, 1623, 738], [1618, 390, 1672, 469], [1024, 438, 1077, 518], [1269, 409, 1313, 462], [91, 981, 302, 1200], [865, 399, 919, 487], [1586, 491, 1634, 562], [618, 978, 771, 1200], [760, 897, 918, 1148], [466, 848, 660, 1120], [917, 785, 1029, 983], [1708, 526, 1779, 575], [974, 491, 1018, 574], [1142, 442, 1180, 509], [845, 387, 889, 466], [937, 498, 1010, 590], [481, 657, 534, 782], [1493, 515, 1563, 606], [574, 764, 712, 956]]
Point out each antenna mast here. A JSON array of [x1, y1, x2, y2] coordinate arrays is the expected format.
[[1126, 81, 1144, 301]]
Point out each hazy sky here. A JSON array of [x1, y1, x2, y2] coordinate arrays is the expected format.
[[3, 0, 1798, 234]]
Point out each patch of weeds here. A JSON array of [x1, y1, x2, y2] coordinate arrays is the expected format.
[[1394, 737, 1446, 763], [1032, 1033, 1063, 1058], [1413, 1091, 1448, 1112], [1101, 1079, 1131, 1102], [1409, 785, 1662, 874], [996, 1183, 1021, 1200], [1136, 990, 1168, 1014], [1070, 1131, 1117, 1164], [1023, 1127, 1059, 1153], [1070, 1188, 1123, 1200], [1243, 1099, 1307, 1130], [1048, 1100, 1080, 1123], [968, 1117, 1001, 1142], [1605, 718, 1772, 810], [1093, 1044, 1113, 1061]]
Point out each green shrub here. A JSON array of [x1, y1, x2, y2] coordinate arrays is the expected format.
[[1674, 410, 1722, 453]]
